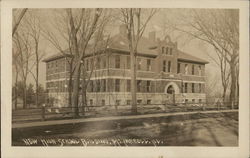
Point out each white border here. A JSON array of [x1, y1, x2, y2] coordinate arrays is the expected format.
[[1, 0, 249, 158]]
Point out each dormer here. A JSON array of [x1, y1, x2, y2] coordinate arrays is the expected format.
[[159, 35, 177, 56], [161, 46, 173, 55]]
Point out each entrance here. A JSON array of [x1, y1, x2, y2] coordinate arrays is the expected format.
[[165, 82, 180, 105], [167, 85, 175, 94]]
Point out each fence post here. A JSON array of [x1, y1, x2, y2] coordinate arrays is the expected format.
[[231, 101, 234, 110], [202, 102, 205, 111], [164, 102, 167, 112], [41, 103, 45, 121], [115, 104, 118, 115], [82, 103, 85, 116]]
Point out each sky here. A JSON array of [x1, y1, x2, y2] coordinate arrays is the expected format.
[[13, 8, 222, 92]]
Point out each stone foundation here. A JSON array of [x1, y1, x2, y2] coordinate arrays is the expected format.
[[47, 92, 206, 107]]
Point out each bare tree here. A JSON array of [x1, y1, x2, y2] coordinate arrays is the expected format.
[[12, 49, 20, 109], [12, 8, 28, 36], [23, 12, 45, 107], [80, 27, 111, 115], [68, 8, 107, 117], [166, 9, 239, 104], [13, 32, 33, 109], [204, 46, 230, 102], [42, 10, 75, 107], [205, 70, 218, 101], [12, 9, 28, 109], [120, 8, 157, 114], [43, 9, 111, 117]]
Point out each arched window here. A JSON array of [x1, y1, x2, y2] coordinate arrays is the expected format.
[[162, 47, 165, 54], [169, 48, 173, 55], [166, 47, 169, 54]]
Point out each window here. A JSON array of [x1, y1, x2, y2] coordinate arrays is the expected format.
[[115, 55, 120, 68], [169, 48, 173, 55], [116, 100, 121, 106], [146, 81, 151, 92], [137, 58, 142, 70], [115, 79, 120, 92], [127, 80, 131, 92], [185, 64, 188, 74], [89, 80, 93, 92], [162, 47, 165, 54], [137, 80, 142, 92], [192, 83, 195, 93], [96, 57, 101, 69], [192, 65, 195, 75], [199, 99, 202, 103], [166, 47, 169, 54], [198, 83, 202, 93], [103, 57, 106, 69], [101, 100, 105, 106], [59, 81, 63, 92], [90, 58, 93, 70], [177, 63, 181, 73], [184, 83, 188, 93], [126, 56, 130, 69], [192, 99, 195, 103], [163, 60, 166, 72], [185, 99, 189, 103], [90, 99, 93, 106], [126, 100, 131, 105], [147, 99, 151, 105], [147, 59, 151, 71], [86, 59, 89, 71], [96, 80, 101, 92], [198, 66, 202, 76], [137, 99, 142, 104], [101, 79, 106, 92], [168, 61, 171, 72]]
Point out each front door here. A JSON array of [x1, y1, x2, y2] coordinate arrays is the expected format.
[[166, 85, 175, 105]]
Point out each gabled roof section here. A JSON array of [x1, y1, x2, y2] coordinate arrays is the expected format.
[[177, 50, 209, 64], [42, 50, 72, 62], [107, 34, 158, 57]]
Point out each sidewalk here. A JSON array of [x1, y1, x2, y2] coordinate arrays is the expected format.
[[12, 109, 238, 129]]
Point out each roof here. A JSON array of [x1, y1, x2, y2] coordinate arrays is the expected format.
[[42, 50, 71, 62], [107, 34, 158, 57], [43, 33, 208, 64], [177, 50, 209, 64]]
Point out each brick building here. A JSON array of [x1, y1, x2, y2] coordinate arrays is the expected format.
[[43, 26, 208, 107]]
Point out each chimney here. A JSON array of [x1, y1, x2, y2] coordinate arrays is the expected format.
[[174, 41, 178, 48], [149, 31, 156, 42], [119, 24, 127, 36]]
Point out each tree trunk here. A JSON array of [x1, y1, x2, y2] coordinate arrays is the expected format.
[[14, 70, 18, 110], [81, 85, 87, 116], [81, 66, 87, 116], [131, 50, 137, 114], [222, 86, 227, 102], [236, 65, 239, 99], [23, 81, 27, 109], [229, 61, 236, 105], [35, 49, 39, 107], [68, 61, 73, 107], [72, 62, 81, 117]]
